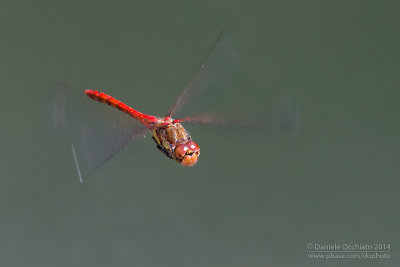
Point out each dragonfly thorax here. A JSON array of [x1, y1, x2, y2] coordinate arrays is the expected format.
[[151, 119, 200, 166]]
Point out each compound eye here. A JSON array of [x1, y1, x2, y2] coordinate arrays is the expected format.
[[174, 143, 189, 159], [186, 141, 199, 152]]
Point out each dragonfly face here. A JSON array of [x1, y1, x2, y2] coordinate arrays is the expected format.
[[151, 119, 200, 166], [174, 140, 200, 166]]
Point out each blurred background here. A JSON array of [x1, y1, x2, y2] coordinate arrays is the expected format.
[[1, 0, 399, 266]]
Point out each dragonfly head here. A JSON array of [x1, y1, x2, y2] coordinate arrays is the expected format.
[[174, 141, 200, 166]]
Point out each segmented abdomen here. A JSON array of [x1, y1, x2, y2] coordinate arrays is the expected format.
[[85, 90, 132, 113], [84, 90, 156, 128]]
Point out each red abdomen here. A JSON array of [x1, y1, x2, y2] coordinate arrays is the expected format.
[[84, 90, 157, 128]]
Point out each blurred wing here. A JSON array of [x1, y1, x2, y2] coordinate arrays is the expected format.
[[168, 32, 299, 137], [177, 96, 299, 137], [167, 31, 242, 118], [53, 85, 148, 181]]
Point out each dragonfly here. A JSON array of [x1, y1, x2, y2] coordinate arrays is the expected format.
[[53, 32, 298, 182], [83, 89, 201, 167]]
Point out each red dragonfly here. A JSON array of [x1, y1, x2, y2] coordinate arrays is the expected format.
[[84, 89, 201, 167], [54, 33, 297, 182]]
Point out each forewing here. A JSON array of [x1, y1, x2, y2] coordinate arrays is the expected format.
[[168, 32, 298, 137], [167, 32, 242, 118]]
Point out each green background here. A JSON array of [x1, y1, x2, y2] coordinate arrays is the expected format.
[[1, 0, 399, 266]]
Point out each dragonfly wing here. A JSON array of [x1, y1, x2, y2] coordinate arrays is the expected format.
[[53, 85, 148, 180], [168, 33, 299, 138], [167, 31, 242, 118], [177, 96, 299, 137]]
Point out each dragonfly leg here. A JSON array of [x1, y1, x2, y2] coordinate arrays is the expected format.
[[152, 136, 173, 159]]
